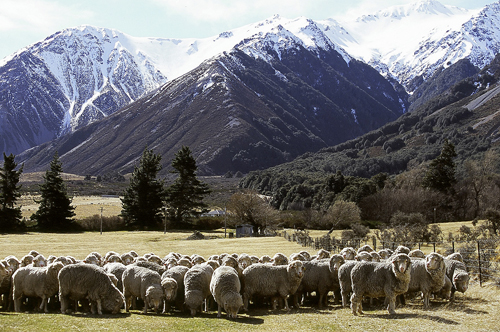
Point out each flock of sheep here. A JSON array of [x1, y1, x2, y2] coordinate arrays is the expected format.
[[0, 245, 470, 317]]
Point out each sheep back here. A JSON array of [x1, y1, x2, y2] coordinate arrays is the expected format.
[[406, 253, 446, 308], [122, 265, 163, 313], [210, 266, 243, 318], [184, 264, 214, 316]]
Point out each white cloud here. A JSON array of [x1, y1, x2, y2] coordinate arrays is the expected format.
[[0, 0, 94, 33]]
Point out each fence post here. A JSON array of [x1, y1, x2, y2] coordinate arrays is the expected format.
[[477, 241, 482, 287], [433, 242, 436, 252], [419, 242, 421, 250], [452, 241, 455, 253]]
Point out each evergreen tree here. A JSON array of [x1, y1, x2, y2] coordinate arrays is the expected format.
[[31, 152, 76, 231], [121, 148, 165, 230], [164, 146, 211, 226], [422, 139, 457, 194], [0, 153, 24, 232]]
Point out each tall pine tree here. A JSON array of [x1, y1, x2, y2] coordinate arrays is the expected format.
[[121, 148, 165, 230], [0, 153, 24, 232], [165, 146, 211, 227], [422, 139, 457, 195], [31, 152, 76, 231]]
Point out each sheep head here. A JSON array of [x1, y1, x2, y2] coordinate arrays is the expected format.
[[425, 252, 445, 272], [287, 261, 305, 279], [146, 285, 165, 313], [329, 254, 345, 273], [391, 253, 411, 275], [161, 278, 178, 301]]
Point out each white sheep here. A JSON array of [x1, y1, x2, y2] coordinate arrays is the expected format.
[[350, 253, 412, 315], [184, 264, 214, 316], [405, 252, 446, 308], [12, 262, 64, 313], [242, 261, 304, 311], [210, 266, 243, 318], [161, 265, 189, 313], [122, 265, 164, 314]]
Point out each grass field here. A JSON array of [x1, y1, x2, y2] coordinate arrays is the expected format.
[[1, 231, 499, 332]]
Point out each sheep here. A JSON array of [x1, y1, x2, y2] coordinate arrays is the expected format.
[[147, 255, 163, 265], [84, 253, 101, 266], [165, 258, 178, 270], [337, 251, 374, 307], [221, 256, 238, 269], [12, 262, 65, 313], [434, 275, 452, 301], [404, 252, 446, 308], [315, 249, 330, 260], [103, 262, 127, 292], [446, 252, 464, 263], [0, 262, 8, 286], [350, 253, 412, 315], [105, 254, 123, 264], [377, 249, 392, 260], [122, 265, 164, 314], [120, 253, 135, 265], [132, 261, 166, 276], [250, 255, 260, 264], [205, 260, 220, 271], [393, 245, 411, 255], [237, 254, 253, 271], [242, 261, 304, 311], [177, 258, 193, 268], [298, 251, 311, 261], [20, 255, 34, 267], [161, 265, 189, 313], [210, 266, 243, 318], [184, 264, 214, 316], [259, 255, 272, 264], [409, 249, 426, 259], [90, 252, 103, 265], [191, 254, 206, 265], [272, 253, 289, 266], [296, 254, 344, 308], [444, 258, 470, 301], [58, 263, 125, 315], [370, 252, 381, 262], [340, 247, 356, 261], [290, 253, 307, 262], [28, 250, 40, 257], [357, 245, 374, 253], [0, 256, 21, 310]]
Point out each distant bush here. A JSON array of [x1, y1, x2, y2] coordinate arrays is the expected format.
[[76, 215, 125, 231]]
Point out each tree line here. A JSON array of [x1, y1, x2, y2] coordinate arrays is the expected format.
[[0, 146, 212, 233]]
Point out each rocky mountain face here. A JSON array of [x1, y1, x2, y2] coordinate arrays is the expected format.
[[5, 1, 500, 175], [17, 30, 406, 175]]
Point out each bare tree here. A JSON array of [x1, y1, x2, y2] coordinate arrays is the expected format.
[[325, 200, 361, 232]]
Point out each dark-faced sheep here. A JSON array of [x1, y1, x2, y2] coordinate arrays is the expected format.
[[350, 253, 412, 315], [184, 264, 214, 316], [210, 266, 243, 318], [58, 263, 125, 315], [242, 261, 304, 311], [12, 262, 64, 312], [405, 252, 446, 308], [122, 265, 164, 314]]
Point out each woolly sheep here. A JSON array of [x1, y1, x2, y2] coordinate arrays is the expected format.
[[409, 249, 426, 259], [340, 247, 356, 261], [122, 265, 164, 314], [444, 258, 470, 301], [132, 261, 166, 276], [298, 251, 311, 261], [315, 249, 330, 260], [120, 253, 135, 265], [84, 253, 101, 266], [184, 264, 214, 316], [290, 253, 307, 262], [237, 254, 253, 270], [32, 255, 47, 267], [105, 254, 123, 264], [350, 253, 412, 315], [393, 245, 411, 255], [250, 255, 260, 264], [12, 262, 64, 313], [337, 250, 376, 308], [165, 258, 178, 270], [104, 251, 119, 263], [297, 254, 344, 308], [370, 252, 381, 262], [259, 255, 272, 264], [272, 253, 289, 266], [90, 252, 103, 264], [58, 263, 125, 315], [0, 262, 8, 286], [0, 256, 21, 310], [446, 252, 464, 263], [205, 260, 220, 271], [357, 245, 374, 253], [161, 265, 189, 312], [191, 254, 206, 265], [20, 255, 34, 267], [103, 262, 127, 292], [147, 255, 163, 265], [405, 252, 446, 308], [221, 256, 238, 269], [28, 250, 40, 257], [242, 261, 304, 311], [47, 255, 56, 265], [210, 266, 243, 318], [178, 258, 193, 268], [377, 249, 392, 260]]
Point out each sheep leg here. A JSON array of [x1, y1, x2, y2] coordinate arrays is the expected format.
[[96, 299, 103, 315], [386, 295, 396, 315], [243, 293, 249, 311], [423, 291, 430, 309], [125, 296, 132, 312], [217, 303, 222, 318], [143, 299, 149, 314], [39, 296, 48, 313], [13, 294, 22, 313], [283, 296, 290, 311], [59, 294, 69, 314]]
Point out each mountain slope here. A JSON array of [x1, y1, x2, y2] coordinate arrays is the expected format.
[[17, 32, 406, 176]]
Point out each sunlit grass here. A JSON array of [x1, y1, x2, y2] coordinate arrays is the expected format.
[[1, 232, 499, 331]]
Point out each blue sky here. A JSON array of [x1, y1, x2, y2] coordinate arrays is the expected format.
[[0, 0, 494, 60]]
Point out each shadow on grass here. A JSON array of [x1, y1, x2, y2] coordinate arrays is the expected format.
[[63, 312, 132, 319], [368, 312, 460, 325]]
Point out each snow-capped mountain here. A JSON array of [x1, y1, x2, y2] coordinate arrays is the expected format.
[[3, 0, 500, 160], [326, 0, 500, 92]]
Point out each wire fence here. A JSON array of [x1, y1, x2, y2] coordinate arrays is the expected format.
[[279, 230, 500, 286]]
